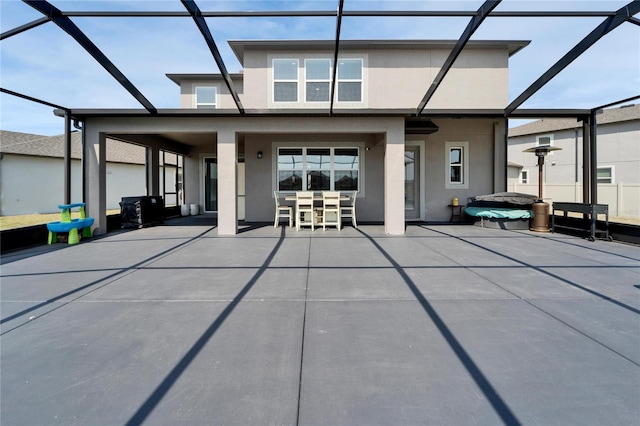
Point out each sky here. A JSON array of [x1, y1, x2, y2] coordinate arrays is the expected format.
[[0, 0, 638, 136]]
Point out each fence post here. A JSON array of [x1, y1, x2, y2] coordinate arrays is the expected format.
[[617, 182, 623, 217]]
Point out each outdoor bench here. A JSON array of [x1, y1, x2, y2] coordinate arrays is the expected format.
[[46, 203, 94, 245]]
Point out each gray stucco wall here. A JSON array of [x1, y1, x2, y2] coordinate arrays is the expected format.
[[423, 118, 500, 221]]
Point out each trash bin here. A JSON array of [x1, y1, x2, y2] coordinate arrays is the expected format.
[[120, 196, 164, 228], [190, 203, 199, 216]]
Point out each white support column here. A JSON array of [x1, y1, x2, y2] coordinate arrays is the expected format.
[[217, 130, 238, 235], [384, 126, 406, 235], [84, 128, 107, 235]]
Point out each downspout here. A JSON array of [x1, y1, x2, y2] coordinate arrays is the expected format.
[[64, 111, 72, 205], [504, 117, 509, 191], [582, 116, 590, 204]]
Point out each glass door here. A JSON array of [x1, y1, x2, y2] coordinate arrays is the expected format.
[[405, 146, 420, 220], [204, 158, 217, 212]]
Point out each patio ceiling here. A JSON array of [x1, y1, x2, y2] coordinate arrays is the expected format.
[[1, 0, 639, 121]]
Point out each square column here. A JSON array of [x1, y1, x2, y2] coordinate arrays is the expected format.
[[84, 128, 107, 235], [384, 127, 406, 235], [146, 147, 160, 196], [217, 130, 238, 235]]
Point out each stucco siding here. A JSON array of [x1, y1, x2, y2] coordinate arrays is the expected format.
[[424, 119, 498, 221], [508, 121, 640, 186], [185, 46, 511, 110], [0, 155, 82, 216], [0, 155, 145, 216]]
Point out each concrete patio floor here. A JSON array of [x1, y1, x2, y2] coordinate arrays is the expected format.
[[1, 216, 639, 425]]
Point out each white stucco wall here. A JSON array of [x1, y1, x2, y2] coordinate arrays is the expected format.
[[0, 155, 82, 216], [0, 154, 145, 216]]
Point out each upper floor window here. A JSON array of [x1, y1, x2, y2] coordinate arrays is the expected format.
[[273, 59, 298, 102], [337, 59, 362, 102], [536, 133, 553, 147], [445, 141, 469, 189], [195, 86, 216, 109], [520, 170, 529, 184], [597, 166, 614, 184], [305, 59, 331, 102]]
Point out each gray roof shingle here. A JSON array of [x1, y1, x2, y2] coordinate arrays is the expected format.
[[508, 104, 640, 137], [1, 130, 146, 164]]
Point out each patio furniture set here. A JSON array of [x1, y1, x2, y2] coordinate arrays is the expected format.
[[274, 191, 357, 231]]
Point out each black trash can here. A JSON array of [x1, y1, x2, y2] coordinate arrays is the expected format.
[[120, 196, 164, 228]]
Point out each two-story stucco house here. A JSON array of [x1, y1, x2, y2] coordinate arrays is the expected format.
[[75, 39, 528, 236]]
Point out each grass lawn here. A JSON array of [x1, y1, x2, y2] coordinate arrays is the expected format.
[[0, 210, 120, 231]]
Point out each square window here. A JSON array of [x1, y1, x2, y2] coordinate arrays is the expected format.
[[338, 82, 361, 102], [274, 59, 298, 80], [306, 59, 330, 80], [338, 59, 362, 79], [306, 82, 330, 101], [597, 167, 613, 184], [274, 82, 298, 102], [195, 86, 216, 109]]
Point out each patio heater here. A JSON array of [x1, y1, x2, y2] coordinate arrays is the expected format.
[[523, 145, 562, 232]]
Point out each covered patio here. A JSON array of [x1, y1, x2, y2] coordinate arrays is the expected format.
[[2, 221, 638, 425]]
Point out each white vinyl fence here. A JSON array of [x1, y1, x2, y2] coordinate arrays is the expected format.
[[507, 183, 640, 219]]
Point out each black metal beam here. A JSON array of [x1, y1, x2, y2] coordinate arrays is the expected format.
[[416, 1, 501, 115], [330, 0, 345, 116], [57, 10, 627, 18], [505, 1, 640, 116], [629, 16, 640, 26], [594, 94, 640, 110], [23, 0, 157, 114], [0, 17, 50, 40], [1, 87, 69, 111], [181, 0, 245, 114]]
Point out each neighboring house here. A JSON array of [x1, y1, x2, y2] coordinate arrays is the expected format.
[[71, 38, 532, 235], [0, 130, 149, 216], [507, 104, 640, 219]]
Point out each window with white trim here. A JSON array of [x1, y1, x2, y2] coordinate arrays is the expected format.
[[305, 59, 331, 102], [195, 86, 216, 109], [445, 141, 469, 189], [536, 133, 553, 147], [520, 170, 529, 184], [597, 166, 614, 184], [337, 59, 362, 102], [273, 59, 298, 102], [277, 147, 359, 192]]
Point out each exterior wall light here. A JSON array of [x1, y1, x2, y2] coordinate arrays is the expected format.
[[257, 151, 263, 160]]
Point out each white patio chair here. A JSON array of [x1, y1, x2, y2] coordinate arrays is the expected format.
[[295, 191, 315, 231], [322, 191, 341, 231], [340, 190, 358, 228], [273, 191, 293, 228]]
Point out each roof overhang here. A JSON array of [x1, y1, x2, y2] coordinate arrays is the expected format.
[[68, 108, 591, 120], [228, 39, 531, 65]]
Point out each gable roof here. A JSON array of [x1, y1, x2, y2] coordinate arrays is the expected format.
[[0, 130, 146, 164], [509, 104, 640, 137]]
